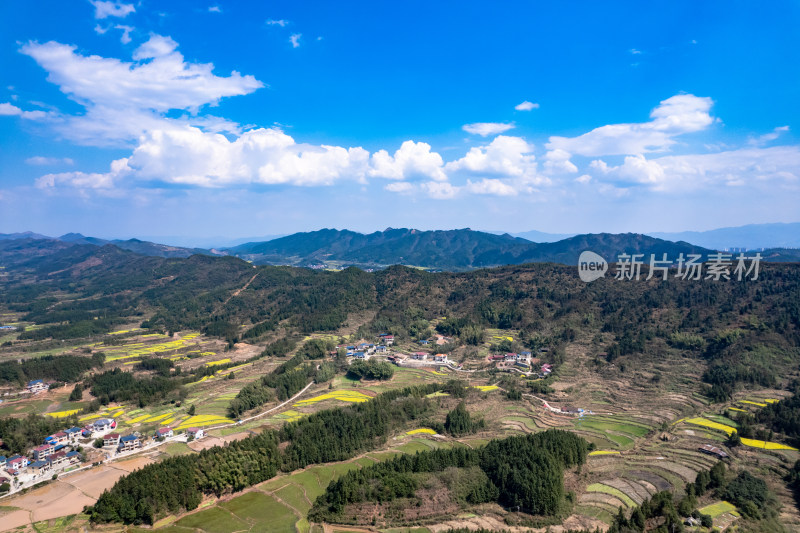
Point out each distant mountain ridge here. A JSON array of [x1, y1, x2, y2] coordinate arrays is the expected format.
[[647, 222, 800, 250], [226, 227, 716, 269], [0, 232, 213, 259], [2, 226, 798, 271]]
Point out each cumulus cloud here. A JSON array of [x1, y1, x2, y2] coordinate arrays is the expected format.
[[19, 37, 263, 145], [447, 136, 535, 177], [462, 122, 515, 137], [91, 1, 135, 19], [422, 181, 458, 199], [602, 146, 800, 191], [0, 102, 49, 120], [464, 178, 517, 196], [290, 34, 302, 48], [384, 182, 414, 194], [37, 157, 129, 189], [208, 6, 221, 13], [515, 101, 539, 111], [369, 141, 446, 181], [543, 148, 578, 174], [115, 25, 134, 44], [26, 156, 74, 166], [547, 94, 715, 156], [266, 19, 289, 26]]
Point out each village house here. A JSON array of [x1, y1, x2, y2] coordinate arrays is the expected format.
[[103, 433, 120, 447], [383, 335, 394, 346], [353, 351, 366, 359], [26, 379, 49, 394], [66, 450, 81, 465], [375, 345, 387, 353], [434, 335, 451, 346], [118, 435, 141, 452], [28, 460, 52, 477], [64, 427, 82, 443], [156, 427, 174, 439], [433, 353, 448, 363], [187, 427, 205, 440], [0, 456, 6, 468], [46, 431, 69, 446], [418, 339, 430, 345], [49, 451, 68, 469], [93, 418, 116, 433], [411, 352, 428, 361], [6, 455, 28, 470], [32, 443, 55, 461], [699, 444, 729, 459], [504, 352, 518, 363]]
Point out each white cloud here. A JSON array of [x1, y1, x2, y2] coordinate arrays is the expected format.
[[369, 141, 446, 181], [115, 25, 134, 44], [37, 157, 129, 189], [575, 174, 592, 184], [422, 181, 458, 199], [447, 135, 535, 177], [547, 93, 715, 156], [124, 126, 369, 187], [26, 156, 74, 165], [94, 24, 109, 35], [543, 148, 578, 174], [462, 122, 515, 137], [20, 37, 263, 145], [750, 125, 790, 146], [208, 6, 221, 13], [589, 159, 611, 174], [465, 178, 517, 196], [604, 146, 800, 191], [384, 182, 414, 194], [91, 1, 135, 19], [266, 19, 289, 26], [630, 48, 642, 55], [0, 102, 49, 120], [289, 34, 302, 48], [133, 34, 178, 60], [515, 101, 539, 111]]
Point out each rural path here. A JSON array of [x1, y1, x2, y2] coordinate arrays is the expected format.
[[207, 381, 315, 430], [221, 272, 259, 307]]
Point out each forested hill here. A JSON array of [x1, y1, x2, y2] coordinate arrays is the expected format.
[[2, 240, 799, 385], [227, 228, 715, 269], [0, 232, 213, 259]]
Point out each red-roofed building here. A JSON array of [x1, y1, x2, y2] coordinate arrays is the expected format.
[[103, 433, 120, 447], [187, 428, 205, 440], [32, 443, 55, 461], [157, 427, 174, 438]]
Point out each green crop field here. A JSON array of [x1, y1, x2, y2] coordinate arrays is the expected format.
[[174, 506, 248, 533], [220, 491, 298, 531]]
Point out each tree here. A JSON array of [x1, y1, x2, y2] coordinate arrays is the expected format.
[[187, 404, 196, 416], [726, 430, 741, 447], [69, 383, 84, 401]]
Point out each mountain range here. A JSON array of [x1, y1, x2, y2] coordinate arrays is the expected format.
[[1, 224, 798, 271]]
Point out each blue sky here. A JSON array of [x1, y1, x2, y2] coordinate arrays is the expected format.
[[1, 0, 798, 243]]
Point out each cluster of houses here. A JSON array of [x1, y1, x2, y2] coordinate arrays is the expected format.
[[1, 424, 86, 482], [26, 379, 49, 394], [410, 352, 449, 363], [335, 334, 396, 360], [0, 415, 211, 489], [488, 351, 553, 378], [417, 334, 452, 346]]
